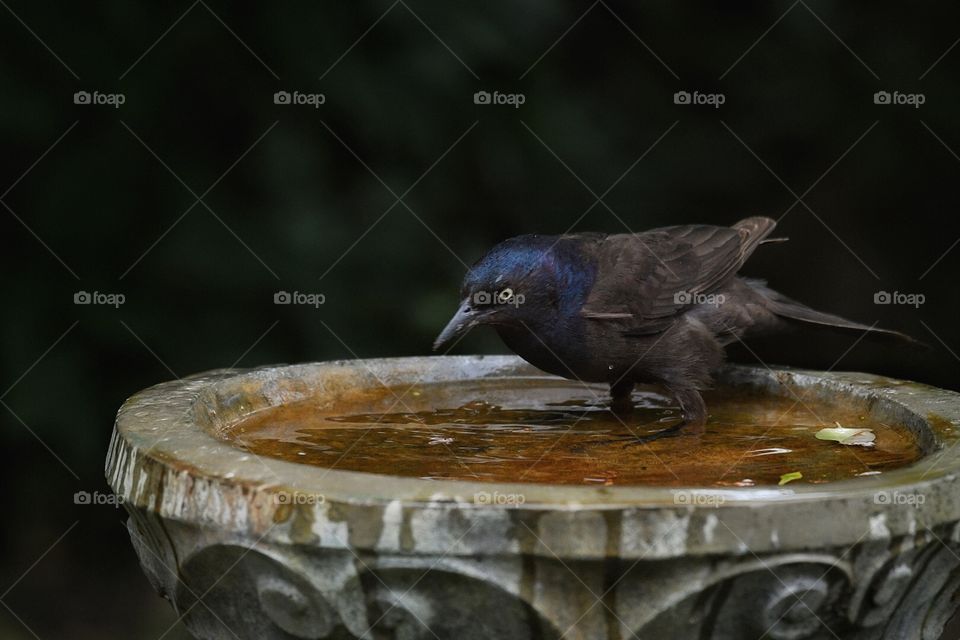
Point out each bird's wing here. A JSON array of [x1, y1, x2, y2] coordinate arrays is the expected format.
[[580, 217, 777, 333]]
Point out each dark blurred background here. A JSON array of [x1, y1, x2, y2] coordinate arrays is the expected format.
[[2, 1, 959, 637]]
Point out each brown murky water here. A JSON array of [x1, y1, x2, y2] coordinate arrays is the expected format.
[[223, 378, 921, 487]]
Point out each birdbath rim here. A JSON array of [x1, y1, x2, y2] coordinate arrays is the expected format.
[[106, 355, 960, 559]]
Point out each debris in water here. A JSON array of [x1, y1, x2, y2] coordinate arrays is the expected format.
[[778, 471, 803, 486], [815, 422, 876, 447]]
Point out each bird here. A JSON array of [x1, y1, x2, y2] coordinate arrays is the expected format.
[[432, 217, 913, 435]]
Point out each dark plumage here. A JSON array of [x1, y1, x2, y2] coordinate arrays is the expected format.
[[433, 217, 912, 432]]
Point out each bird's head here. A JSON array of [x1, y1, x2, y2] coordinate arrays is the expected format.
[[433, 235, 559, 350]]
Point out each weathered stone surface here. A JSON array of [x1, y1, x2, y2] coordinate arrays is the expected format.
[[106, 356, 960, 639]]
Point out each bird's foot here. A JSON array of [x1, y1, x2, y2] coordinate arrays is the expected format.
[[598, 385, 708, 446], [678, 414, 706, 437], [591, 422, 685, 447], [668, 386, 707, 436], [598, 411, 706, 447]]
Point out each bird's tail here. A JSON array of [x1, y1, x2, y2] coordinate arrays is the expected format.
[[746, 279, 919, 344]]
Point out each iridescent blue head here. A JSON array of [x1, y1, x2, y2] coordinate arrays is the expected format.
[[433, 235, 562, 350]]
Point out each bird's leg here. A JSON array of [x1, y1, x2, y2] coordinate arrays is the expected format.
[[601, 386, 708, 448], [669, 386, 707, 435], [595, 383, 707, 447], [609, 380, 635, 414], [594, 380, 678, 447]]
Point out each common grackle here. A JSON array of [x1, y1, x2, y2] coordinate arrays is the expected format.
[[433, 217, 913, 433]]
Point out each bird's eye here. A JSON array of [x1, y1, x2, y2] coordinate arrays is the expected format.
[[498, 288, 514, 303]]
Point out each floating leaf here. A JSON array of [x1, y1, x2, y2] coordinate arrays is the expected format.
[[839, 431, 876, 446], [815, 427, 861, 441], [815, 423, 876, 447], [779, 471, 803, 486]]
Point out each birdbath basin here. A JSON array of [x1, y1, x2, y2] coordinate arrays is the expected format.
[[106, 356, 960, 639]]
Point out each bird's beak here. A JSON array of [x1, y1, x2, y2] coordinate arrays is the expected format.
[[433, 299, 488, 351]]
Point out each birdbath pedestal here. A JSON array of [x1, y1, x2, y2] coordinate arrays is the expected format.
[[106, 356, 960, 639]]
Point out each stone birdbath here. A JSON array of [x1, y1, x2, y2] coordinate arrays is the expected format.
[[106, 356, 960, 639]]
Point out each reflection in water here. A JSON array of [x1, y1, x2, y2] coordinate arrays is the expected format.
[[224, 379, 921, 487]]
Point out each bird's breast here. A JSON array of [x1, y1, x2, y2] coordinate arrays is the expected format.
[[494, 320, 613, 383]]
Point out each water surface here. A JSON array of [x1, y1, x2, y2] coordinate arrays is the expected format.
[[224, 378, 920, 487]]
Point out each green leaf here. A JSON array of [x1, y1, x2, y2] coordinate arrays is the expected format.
[[778, 471, 803, 486]]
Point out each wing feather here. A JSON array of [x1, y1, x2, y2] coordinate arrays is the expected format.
[[580, 217, 777, 334]]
